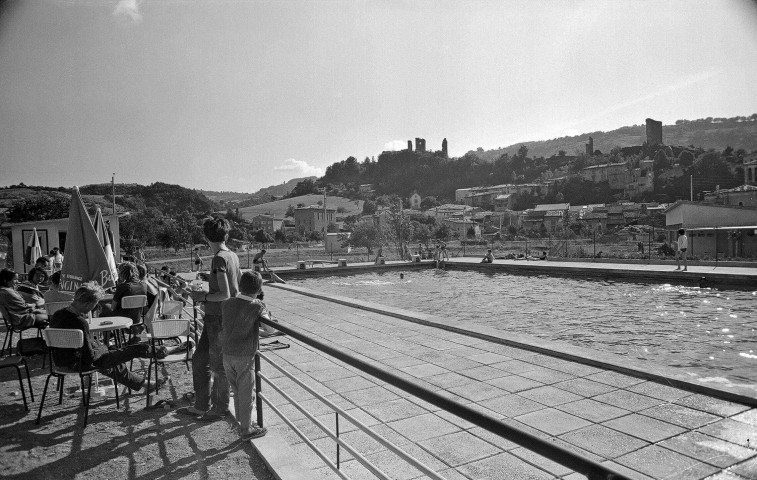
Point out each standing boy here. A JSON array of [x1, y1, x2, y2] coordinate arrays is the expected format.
[[182, 217, 241, 421], [676, 228, 688, 271], [221, 271, 271, 440]]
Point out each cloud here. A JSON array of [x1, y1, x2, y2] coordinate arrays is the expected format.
[[274, 158, 324, 177], [383, 140, 408, 151], [113, 0, 142, 22]]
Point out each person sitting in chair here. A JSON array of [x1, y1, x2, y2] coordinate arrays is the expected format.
[[0, 269, 48, 329], [49, 282, 166, 393], [44, 271, 74, 303], [101, 262, 149, 333], [17, 267, 48, 308]]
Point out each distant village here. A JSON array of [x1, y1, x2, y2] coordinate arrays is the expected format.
[[240, 118, 757, 259]]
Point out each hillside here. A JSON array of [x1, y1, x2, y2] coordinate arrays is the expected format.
[[468, 116, 757, 161], [236, 194, 364, 221], [201, 177, 316, 207]]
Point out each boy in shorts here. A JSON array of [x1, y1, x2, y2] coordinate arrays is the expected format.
[[221, 271, 271, 440]]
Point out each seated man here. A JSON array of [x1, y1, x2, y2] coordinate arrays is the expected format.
[[481, 249, 494, 263], [49, 281, 166, 392], [44, 271, 74, 303], [252, 249, 269, 272]]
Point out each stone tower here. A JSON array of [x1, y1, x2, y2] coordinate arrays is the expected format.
[[585, 136, 594, 156], [646, 118, 663, 146], [407, 140, 412, 151], [442, 138, 448, 157], [415, 138, 426, 153]]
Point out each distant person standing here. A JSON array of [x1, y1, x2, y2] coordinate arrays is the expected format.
[[51, 247, 64, 272], [194, 247, 204, 271], [675, 228, 688, 271]]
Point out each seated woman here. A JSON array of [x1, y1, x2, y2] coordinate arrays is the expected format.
[[0, 268, 48, 329], [101, 262, 149, 334], [16, 267, 48, 308], [44, 271, 74, 303], [136, 264, 158, 309]]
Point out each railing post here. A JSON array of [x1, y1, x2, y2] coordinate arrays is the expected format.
[[336, 412, 340, 469], [255, 353, 263, 428]]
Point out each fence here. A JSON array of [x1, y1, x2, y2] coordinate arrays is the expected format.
[[254, 316, 630, 480]]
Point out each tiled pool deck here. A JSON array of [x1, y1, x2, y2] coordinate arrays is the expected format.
[[254, 261, 757, 480]]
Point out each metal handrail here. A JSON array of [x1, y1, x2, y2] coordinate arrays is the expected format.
[[259, 317, 630, 480], [258, 351, 446, 480]]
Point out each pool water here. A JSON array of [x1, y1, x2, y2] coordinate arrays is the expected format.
[[291, 270, 757, 388]]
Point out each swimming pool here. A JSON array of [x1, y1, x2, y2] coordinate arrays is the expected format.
[[291, 270, 757, 388]]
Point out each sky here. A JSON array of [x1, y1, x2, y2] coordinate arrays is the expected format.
[[1, 0, 757, 193]]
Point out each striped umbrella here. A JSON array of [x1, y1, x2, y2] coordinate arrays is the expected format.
[[93, 208, 118, 284], [23, 227, 43, 270]]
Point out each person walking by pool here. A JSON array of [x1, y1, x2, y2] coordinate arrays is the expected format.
[[437, 244, 449, 268], [51, 247, 64, 272], [374, 245, 383, 264], [675, 228, 688, 271], [481, 249, 494, 263], [181, 217, 241, 422], [221, 271, 270, 440]]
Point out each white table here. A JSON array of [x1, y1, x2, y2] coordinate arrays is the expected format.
[[87, 316, 133, 399]]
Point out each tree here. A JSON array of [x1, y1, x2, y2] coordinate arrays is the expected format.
[[517, 145, 529, 159], [678, 150, 695, 167], [420, 196, 439, 210], [285, 205, 295, 217], [346, 220, 383, 254], [254, 229, 274, 244], [434, 223, 450, 241], [7, 195, 70, 223], [326, 222, 339, 233], [362, 200, 377, 215]]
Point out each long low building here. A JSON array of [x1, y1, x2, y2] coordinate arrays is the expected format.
[[665, 201, 757, 258]]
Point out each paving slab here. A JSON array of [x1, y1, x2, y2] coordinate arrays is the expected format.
[[256, 285, 757, 479]]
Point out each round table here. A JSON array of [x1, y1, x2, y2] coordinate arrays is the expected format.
[[87, 316, 134, 399], [90, 316, 133, 350]]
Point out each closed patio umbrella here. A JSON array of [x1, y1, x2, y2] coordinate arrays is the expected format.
[[23, 227, 43, 271], [59, 187, 116, 292], [93, 208, 118, 284]]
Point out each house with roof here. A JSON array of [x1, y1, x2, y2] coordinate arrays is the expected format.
[[493, 194, 513, 212], [702, 185, 757, 207], [579, 162, 630, 189], [251, 214, 284, 235], [409, 193, 422, 210], [294, 206, 336, 235], [664, 201, 757, 258], [744, 154, 757, 186]]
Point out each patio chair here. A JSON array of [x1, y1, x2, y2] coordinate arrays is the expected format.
[[160, 300, 184, 319], [0, 304, 44, 358], [120, 295, 148, 333], [0, 355, 34, 411], [36, 328, 120, 427], [145, 319, 192, 407]]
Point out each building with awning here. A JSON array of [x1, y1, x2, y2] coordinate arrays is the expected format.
[[664, 201, 757, 259], [2, 214, 122, 274]]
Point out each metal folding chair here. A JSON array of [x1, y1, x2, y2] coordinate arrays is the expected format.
[[36, 328, 119, 427], [0, 355, 34, 411], [0, 304, 44, 357], [145, 319, 191, 407]]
